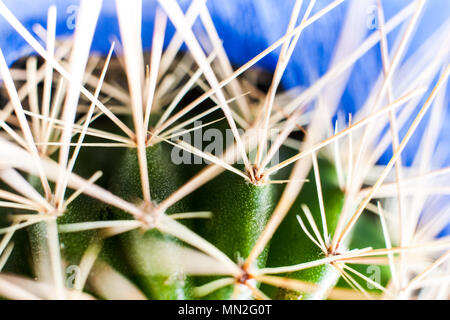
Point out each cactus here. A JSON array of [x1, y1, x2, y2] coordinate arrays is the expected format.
[[0, 0, 449, 301]]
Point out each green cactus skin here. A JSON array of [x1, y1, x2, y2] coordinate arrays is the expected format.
[[0, 202, 32, 278], [59, 197, 109, 266], [335, 213, 391, 294], [110, 143, 195, 300], [26, 196, 108, 286], [263, 157, 345, 299], [72, 117, 139, 285], [193, 169, 277, 299]]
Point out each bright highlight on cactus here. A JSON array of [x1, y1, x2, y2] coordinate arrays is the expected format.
[[0, 0, 449, 301]]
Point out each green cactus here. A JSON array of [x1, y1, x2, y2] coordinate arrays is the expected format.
[[0, 0, 448, 302]]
